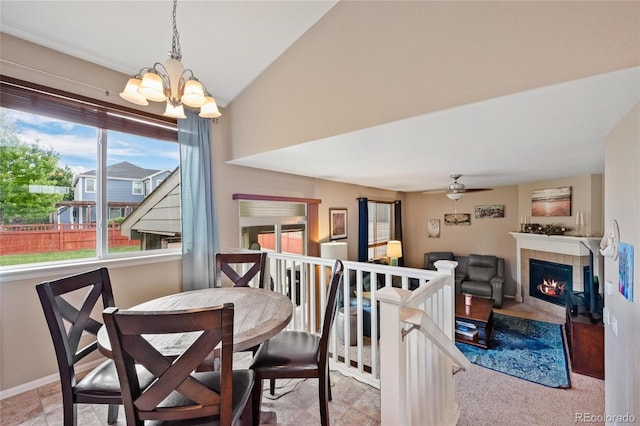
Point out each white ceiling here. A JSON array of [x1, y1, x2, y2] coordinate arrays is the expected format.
[[1, 1, 639, 193]]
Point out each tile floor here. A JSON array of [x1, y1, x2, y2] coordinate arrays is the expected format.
[[1, 298, 603, 425], [0, 372, 379, 426]]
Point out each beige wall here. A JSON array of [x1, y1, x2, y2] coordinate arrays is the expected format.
[[603, 105, 640, 416], [0, 260, 182, 392], [404, 176, 603, 299], [0, 32, 609, 396]]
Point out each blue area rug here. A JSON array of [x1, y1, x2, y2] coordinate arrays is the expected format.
[[456, 312, 571, 388]]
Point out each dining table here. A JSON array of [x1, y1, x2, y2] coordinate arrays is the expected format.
[[98, 287, 293, 358]]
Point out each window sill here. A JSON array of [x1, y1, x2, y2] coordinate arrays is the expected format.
[[0, 250, 182, 282]]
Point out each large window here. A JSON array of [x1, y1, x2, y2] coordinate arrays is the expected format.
[[0, 77, 180, 268]]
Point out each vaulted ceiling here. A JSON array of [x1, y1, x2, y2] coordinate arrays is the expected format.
[[1, 1, 639, 192]]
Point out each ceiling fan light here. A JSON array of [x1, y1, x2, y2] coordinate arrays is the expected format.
[[181, 79, 207, 107], [163, 101, 186, 119], [199, 96, 221, 118], [119, 78, 149, 105], [139, 71, 166, 102], [446, 192, 463, 201]]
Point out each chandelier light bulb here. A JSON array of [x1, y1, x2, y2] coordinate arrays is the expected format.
[[119, 78, 148, 105], [163, 101, 186, 119], [181, 79, 207, 107], [199, 96, 222, 118], [139, 72, 166, 102]]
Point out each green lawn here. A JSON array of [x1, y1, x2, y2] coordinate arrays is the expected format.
[[0, 246, 140, 266]]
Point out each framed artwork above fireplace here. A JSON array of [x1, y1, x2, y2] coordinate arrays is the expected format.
[[531, 186, 572, 217]]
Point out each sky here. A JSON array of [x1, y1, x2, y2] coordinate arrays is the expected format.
[[3, 108, 180, 176]]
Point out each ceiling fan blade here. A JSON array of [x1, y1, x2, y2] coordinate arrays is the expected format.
[[459, 187, 493, 193]]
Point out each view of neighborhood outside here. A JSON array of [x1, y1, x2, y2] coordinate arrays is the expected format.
[[0, 108, 180, 267]]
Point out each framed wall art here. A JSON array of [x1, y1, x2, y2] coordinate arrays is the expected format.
[[619, 242, 634, 301], [427, 219, 440, 238], [531, 186, 572, 217], [444, 213, 471, 226], [329, 208, 347, 240], [475, 204, 505, 219]]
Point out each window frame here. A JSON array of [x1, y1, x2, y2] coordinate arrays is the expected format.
[[132, 181, 144, 196], [0, 76, 181, 272], [85, 178, 96, 193]]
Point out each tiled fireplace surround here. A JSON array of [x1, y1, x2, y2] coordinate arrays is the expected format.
[[510, 233, 603, 317]]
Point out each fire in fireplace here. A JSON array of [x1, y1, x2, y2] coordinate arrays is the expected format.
[[529, 259, 572, 306]]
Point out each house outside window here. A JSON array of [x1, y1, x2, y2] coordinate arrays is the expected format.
[[0, 77, 181, 268]]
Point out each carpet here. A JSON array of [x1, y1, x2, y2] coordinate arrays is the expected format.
[[455, 312, 571, 388]]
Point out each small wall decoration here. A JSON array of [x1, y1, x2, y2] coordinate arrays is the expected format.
[[329, 208, 347, 240], [475, 204, 505, 219], [618, 242, 634, 301], [427, 219, 440, 238], [531, 186, 572, 217], [444, 213, 471, 226]]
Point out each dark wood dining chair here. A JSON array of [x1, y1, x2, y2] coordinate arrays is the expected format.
[[35, 267, 121, 426], [249, 259, 344, 426], [103, 303, 254, 426], [216, 252, 268, 288]]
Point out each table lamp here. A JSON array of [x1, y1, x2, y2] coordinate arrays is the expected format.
[[386, 240, 403, 266], [320, 241, 348, 260]]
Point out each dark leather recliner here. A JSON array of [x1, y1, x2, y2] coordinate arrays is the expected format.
[[459, 254, 505, 308]]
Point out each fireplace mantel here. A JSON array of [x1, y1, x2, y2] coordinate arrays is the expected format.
[[509, 232, 603, 303]]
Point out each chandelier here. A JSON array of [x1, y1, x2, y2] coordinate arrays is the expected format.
[[119, 0, 221, 119]]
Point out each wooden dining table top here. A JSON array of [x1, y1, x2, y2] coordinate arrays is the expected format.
[[98, 287, 293, 358]]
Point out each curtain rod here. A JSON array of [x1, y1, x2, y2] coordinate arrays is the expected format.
[[1, 59, 112, 96]]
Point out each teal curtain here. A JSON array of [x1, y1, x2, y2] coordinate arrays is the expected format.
[[178, 110, 219, 291]]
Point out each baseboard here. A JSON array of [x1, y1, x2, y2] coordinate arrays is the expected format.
[[0, 358, 103, 400]]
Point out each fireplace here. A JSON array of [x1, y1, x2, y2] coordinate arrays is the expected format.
[[529, 259, 572, 306]]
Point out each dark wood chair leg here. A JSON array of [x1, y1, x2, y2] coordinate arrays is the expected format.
[[241, 393, 253, 426], [63, 401, 76, 426], [319, 371, 330, 426], [251, 378, 263, 426], [107, 404, 119, 424], [269, 378, 275, 395]]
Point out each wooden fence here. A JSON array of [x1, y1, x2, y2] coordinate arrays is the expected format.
[[0, 223, 138, 255]]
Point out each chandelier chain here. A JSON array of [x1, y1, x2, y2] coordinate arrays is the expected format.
[[170, 0, 182, 60]]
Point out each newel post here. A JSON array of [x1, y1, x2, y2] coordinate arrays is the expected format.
[[434, 260, 458, 339], [377, 286, 413, 426]]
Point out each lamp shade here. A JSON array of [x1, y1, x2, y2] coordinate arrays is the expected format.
[[320, 241, 348, 260], [139, 71, 166, 102], [199, 96, 222, 118], [181, 79, 207, 107], [446, 192, 463, 200], [386, 240, 403, 258], [163, 102, 186, 119], [119, 78, 149, 105]]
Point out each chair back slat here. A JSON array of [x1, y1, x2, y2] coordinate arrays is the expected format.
[[36, 268, 115, 376], [104, 303, 235, 425], [216, 252, 267, 288]]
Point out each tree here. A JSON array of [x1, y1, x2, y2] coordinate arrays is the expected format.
[[0, 112, 71, 224]]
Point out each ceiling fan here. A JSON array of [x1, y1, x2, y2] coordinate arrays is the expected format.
[[424, 174, 493, 200]]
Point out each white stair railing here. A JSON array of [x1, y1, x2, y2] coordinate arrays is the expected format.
[[232, 251, 469, 417], [378, 260, 471, 426]]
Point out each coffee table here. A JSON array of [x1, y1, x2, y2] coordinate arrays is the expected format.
[[455, 295, 494, 349]]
